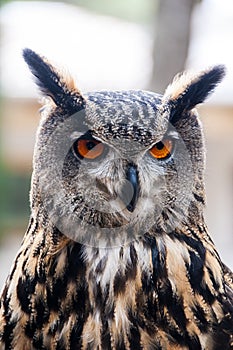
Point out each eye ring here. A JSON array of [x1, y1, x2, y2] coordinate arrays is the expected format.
[[149, 138, 173, 160], [73, 137, 105, 160]]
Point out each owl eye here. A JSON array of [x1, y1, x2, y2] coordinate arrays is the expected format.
[[74, 138, 105, 160], [149, 138, 173, 160]]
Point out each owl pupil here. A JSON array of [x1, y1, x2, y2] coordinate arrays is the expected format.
[[156, 142, 164, 150], [86, 141, 96, 150]]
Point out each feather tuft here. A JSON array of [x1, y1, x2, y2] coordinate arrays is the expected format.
[[163, 65, 226, 122], [23, 48, 85, 112]]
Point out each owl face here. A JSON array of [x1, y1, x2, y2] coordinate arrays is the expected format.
[[23, 49, 225, 247]]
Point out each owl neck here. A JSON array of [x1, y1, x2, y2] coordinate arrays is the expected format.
[[29, 207, 220, 294], [82, 225, 222, 303], [35, 218, 222, 307], [28, 194, 218, 307]]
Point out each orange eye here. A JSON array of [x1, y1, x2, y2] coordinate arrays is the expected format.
[[75, 138, 104, 160], [149, 139, 173, 160]]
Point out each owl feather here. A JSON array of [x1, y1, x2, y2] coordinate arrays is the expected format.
[[0, 49, 232, 350]]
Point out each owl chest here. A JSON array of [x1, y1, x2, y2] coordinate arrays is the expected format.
[[31, 245, 158, 349], [78, 246, 159, 349], [70, 245, 196, 350], [4, 239, 222, 349], [66, 241, 220, 350]]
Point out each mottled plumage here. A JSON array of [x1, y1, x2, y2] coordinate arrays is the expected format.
[[0, 49, 232, 350]]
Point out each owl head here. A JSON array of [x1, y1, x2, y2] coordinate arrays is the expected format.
[[23, 49, 225, 247]]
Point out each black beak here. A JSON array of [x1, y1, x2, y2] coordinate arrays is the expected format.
[[120, 164, 139, 213]]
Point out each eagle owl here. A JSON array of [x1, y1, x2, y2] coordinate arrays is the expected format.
[[0, 49, 232, 350]]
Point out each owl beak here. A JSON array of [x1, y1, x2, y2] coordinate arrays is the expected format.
[[125, 164, 139, 212]]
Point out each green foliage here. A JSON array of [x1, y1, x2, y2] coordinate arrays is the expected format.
[[0, 163, 30, 237], [71, 0, 156, 23], [0, 0, 157, 23]]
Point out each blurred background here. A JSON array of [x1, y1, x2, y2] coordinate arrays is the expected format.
[[0, 0, 232, 288]]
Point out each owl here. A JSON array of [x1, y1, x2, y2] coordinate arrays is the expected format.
[[0, 48, 232, 350]]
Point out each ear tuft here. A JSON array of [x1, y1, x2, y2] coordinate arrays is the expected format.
[[23, 48, 85, 112], [163, 65, 226, 122]]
